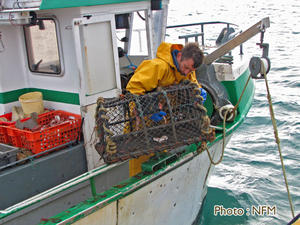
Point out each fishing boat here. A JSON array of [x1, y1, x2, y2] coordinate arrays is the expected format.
[[0, 0, 271, 224]]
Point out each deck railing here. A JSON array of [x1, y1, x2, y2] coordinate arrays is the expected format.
[[118, 21, 243, 56], [166, 21, 237, 46]]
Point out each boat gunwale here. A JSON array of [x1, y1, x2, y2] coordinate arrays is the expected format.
[[0, 68, 254, 224], [36, 68, 254, 224]]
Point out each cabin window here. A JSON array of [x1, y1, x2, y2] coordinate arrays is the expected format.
[[24, 18, 62, 75], [116, 11, 149, 56], [130, 11, 148, 55], [116, 11, 151, 89]]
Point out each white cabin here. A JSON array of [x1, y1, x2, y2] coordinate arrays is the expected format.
[[0, 0, 169, 170]]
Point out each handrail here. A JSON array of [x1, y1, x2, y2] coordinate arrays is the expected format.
[[0, 0, 41, 12], [0, 161, 126, 214], [0, 7, 39, 12], [118, 21, 239, 55], [166, 21, 238, 46], [166, 21, 237, 29]]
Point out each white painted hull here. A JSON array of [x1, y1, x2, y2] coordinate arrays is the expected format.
[[72, 134, 232, 225]]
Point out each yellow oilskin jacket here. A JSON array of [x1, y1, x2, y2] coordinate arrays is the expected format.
[[126, 42, 201, 95], [126, 42, 201, 177]]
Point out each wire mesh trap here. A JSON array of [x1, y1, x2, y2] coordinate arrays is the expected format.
[[95, 81, 215, 164]]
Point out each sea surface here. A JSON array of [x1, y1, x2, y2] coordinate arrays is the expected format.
[[167, 0, 300, 224]]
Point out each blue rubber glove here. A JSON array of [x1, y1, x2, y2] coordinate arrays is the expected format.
[[150, 111, 167, 122], [200, 88, 207, 104]]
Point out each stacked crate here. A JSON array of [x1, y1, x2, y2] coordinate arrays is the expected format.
[[0, 110, 81, 154]]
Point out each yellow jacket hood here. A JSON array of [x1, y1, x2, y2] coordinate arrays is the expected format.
[[156, 42, 183, 69]]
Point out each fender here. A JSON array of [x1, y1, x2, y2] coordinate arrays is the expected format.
[[215, 27, 236, 46], [196, 64, 233, 125]]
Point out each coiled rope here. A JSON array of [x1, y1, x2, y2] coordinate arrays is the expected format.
[[203, 75, 251, 165]]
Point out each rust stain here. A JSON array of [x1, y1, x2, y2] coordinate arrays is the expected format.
[[113, 183, 128, 188]]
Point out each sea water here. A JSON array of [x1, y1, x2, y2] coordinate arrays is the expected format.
[[167, 0, 300, 224]]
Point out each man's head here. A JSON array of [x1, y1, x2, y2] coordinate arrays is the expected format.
[[176, 42, 204, 76]]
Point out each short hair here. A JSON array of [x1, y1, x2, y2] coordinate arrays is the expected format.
[[181, 42, 204, 68]]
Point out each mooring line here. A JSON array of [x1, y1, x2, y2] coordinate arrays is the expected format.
[[262, 65, 295, 218]]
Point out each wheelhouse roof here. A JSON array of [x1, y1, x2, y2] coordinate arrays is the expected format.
[[40, 0, 147, 10]]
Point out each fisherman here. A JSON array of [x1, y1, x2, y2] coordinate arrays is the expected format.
[[126, 42, 207, 176], [126, 42, 206, 95]]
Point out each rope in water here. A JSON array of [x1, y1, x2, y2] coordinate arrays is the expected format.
[[204, 62, 295, 219], [261, 65, 295, 218]]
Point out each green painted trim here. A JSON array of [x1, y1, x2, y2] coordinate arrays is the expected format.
[[0, 71, 256, 224], [39, 71, 256, 225], [0, 89, 28, 104], [222, 68, 254, 114], [0, 88, 80, 105], [34, 88, 80, 105], [40, 0, 147, 10]]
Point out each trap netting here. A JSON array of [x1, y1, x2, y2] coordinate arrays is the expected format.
[[95, 81, 215, 164]]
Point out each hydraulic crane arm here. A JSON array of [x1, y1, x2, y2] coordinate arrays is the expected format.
[[204, 17, 270, 65]]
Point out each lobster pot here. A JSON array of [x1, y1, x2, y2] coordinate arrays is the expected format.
[[95, 83, 213, 163]]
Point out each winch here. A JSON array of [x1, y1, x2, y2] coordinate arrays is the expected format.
[[250, 31, 271, 79]]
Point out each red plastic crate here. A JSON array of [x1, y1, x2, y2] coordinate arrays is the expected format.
[[1, 110, 51, 145], [6, 126, 23, 147], [7, 110, 82, 154], [0, 113, 16, 144], [0, 125, 10, 144], [0, 113, 14, 125], [1, 112, 35, 145]]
